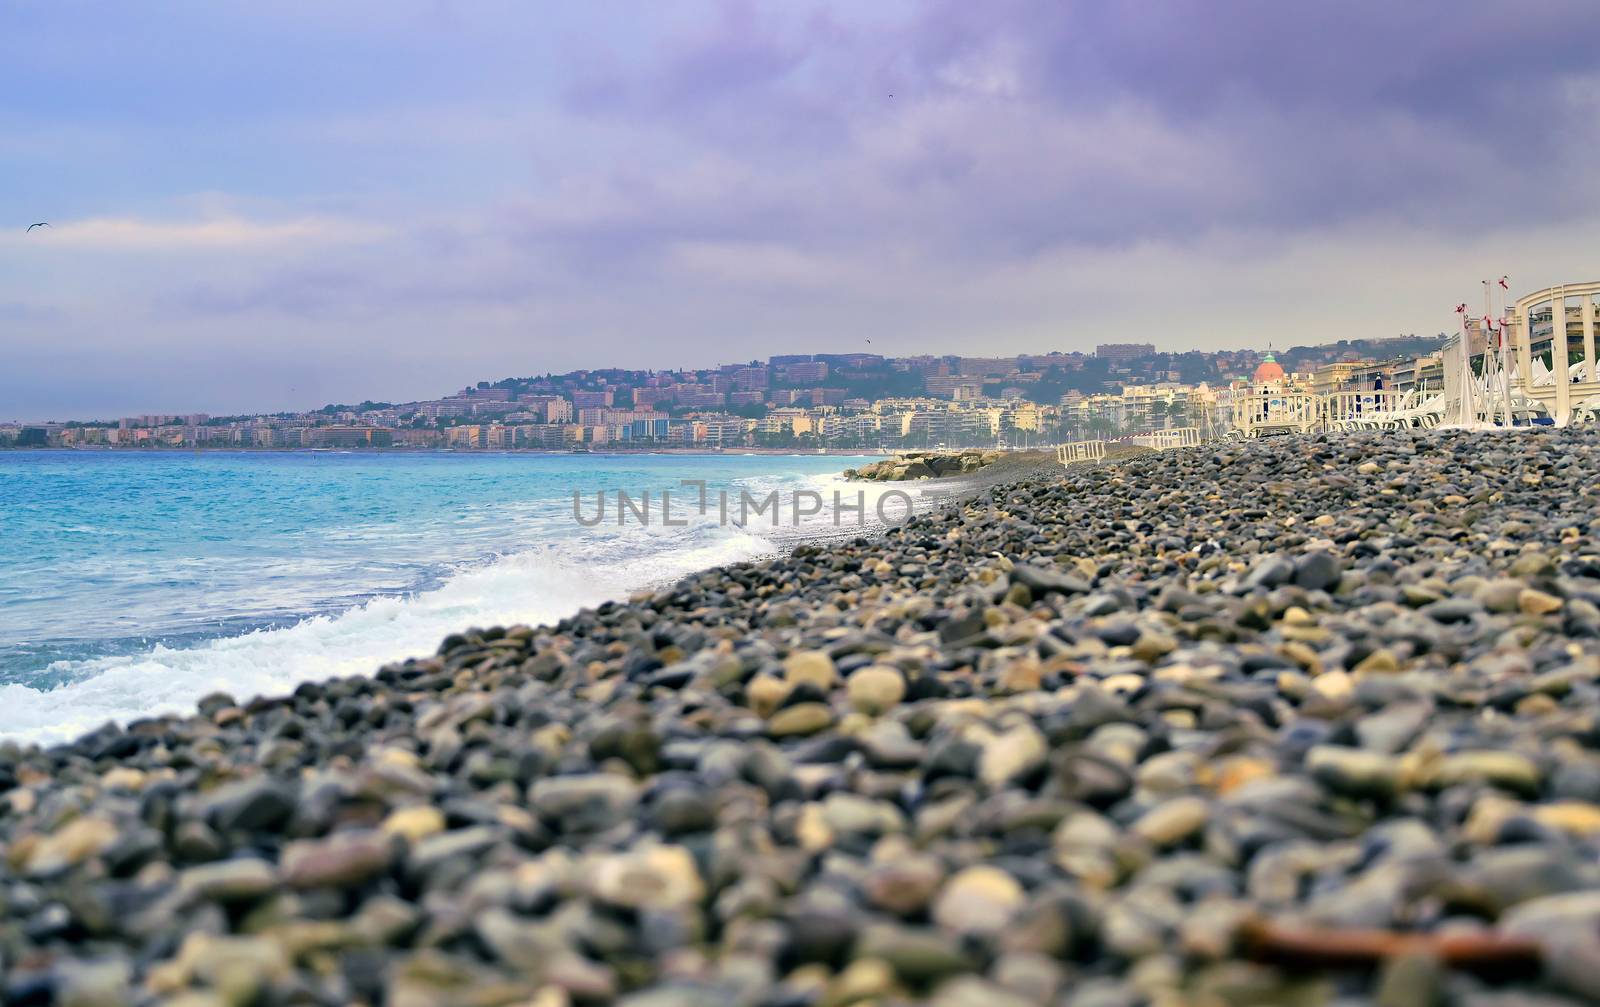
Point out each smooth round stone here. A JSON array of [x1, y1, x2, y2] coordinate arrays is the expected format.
[[1424, 598, 1482, 624], [1210, 756, 1275, 796], [100, 766, 148, 792], [927, 976, 1037, 1007], [1519, 589, 1564, 616], [1101, 673, 1147, 697], [200, 777, 297, 833], [989, 951, 1066, 1004], [1425, 751, 1542, 797], [281, 830, 394, 890], [1450, 846, 1592, 915], [381, 805, 446, 842], [1306, 745, 1400, 801], [824, 958, 897, 1005], [24, 818, 118, 876], [1353, 648, 1402, 675], [529, 774, 640, 831], [589, 845, 704, 911], [652, 789, 717, 836], [53, 958, 133, 1007], [1101, 888, 1182, 959], [822, 791, 905, 837], [932, 865, 1026, 933], [1130, 632, 1177, 663], [1509, 552, 1556, 578], [864, 854, 946, 916], [171, 821, 226, 863], [179, 858, 279, 902], [1501, 889, 1600, 938], [859, 721, 924, 769], [151, 934, 292, 999], [1293, 551, 1343, 592], [847, 667, 906, 716], [1473, 578, 1526, 614], [784, 651, 839, 691], [854, 925, 973, 985], [768, 703, 835, 738], [1309, 669, 1354, 704], [747, 675, 792, 717], [1533, 802, 1600, 837], [1086, 723, 1147, 767], [1132, 749, 1196, 797], [1130, 796, 1209, 847], [1550, 761, 1600, 803], [979, 725, 1048, 788], [1242, 556, 1294, 591]]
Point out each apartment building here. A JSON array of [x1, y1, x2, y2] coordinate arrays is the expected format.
[[924, 376, 986, 400], [778, 361, 828, 383]]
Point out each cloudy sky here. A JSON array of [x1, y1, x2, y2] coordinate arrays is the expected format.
[[3, 1, 1599, 419]]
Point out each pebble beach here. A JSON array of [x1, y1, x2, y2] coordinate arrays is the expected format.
[[5, 429, 1600, 1006]]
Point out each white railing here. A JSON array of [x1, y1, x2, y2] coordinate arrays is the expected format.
[[1131, 427, 1201, 450], [1057, 440, 1107, 465], [1232, 390, 1322, 438]]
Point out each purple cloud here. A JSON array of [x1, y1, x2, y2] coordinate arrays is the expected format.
[[4, 0, 1600, 417]]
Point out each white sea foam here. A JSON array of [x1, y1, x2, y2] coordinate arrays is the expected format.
[[800, 469, 962, 526], [0, 524, 775, 747]]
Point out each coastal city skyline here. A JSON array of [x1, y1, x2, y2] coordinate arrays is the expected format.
[[3, 333, 1444, 449], [3, 331, 1447, 427]]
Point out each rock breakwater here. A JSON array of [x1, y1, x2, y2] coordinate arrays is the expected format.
[[844, 449, 1007, 481], [5, 430, 1600, 1004]]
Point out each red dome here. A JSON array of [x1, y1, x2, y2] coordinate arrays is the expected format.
[[1253, 353, 1285, 383]]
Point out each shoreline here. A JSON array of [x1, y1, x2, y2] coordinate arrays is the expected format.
[[5, 429, 1600, 1003], [0, 460, 986, 748]]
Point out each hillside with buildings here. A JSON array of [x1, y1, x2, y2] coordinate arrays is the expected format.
[[2, 335, 1447, 451]]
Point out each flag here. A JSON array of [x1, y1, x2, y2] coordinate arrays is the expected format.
[[1456, 303, 1467, 313], [1498, 277, 1510, 290]]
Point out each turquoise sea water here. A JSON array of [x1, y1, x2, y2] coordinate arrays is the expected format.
[[0, 450, 876, 744]]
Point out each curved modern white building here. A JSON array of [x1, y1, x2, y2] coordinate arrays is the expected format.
[[1505, 281, 1600, 426]]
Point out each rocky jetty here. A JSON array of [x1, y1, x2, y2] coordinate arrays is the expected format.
[[844, 449, 1006, 481], [6, 429, 1600, 1005]]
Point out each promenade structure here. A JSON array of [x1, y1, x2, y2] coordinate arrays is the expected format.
[[1505, 282, 1600, 425], [1435, 280, 1600, 428], [1215, 333, 1464, 438], [1204, 277, 1598, 438]]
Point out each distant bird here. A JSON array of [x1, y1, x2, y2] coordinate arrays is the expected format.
[[26, 222, 49, 232]]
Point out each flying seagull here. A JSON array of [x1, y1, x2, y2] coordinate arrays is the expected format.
[[26, 222, 49, 232]]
